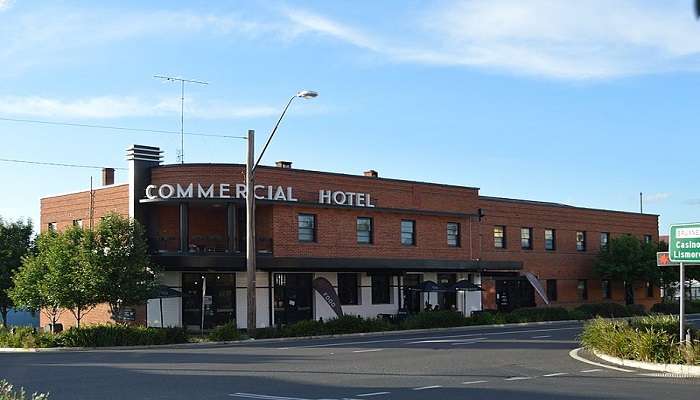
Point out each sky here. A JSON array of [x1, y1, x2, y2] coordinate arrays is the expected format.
[[0, 0, 699, 234]]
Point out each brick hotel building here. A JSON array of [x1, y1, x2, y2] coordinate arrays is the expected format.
[[40, 145, 660, 329]]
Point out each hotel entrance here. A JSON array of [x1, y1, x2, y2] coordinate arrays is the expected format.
[[273, 273, 313, 326], [182, 273, 236, 330]]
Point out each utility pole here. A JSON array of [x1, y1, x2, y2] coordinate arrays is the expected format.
[[154, 75, 208, 163], [246, 129, 257, 334]]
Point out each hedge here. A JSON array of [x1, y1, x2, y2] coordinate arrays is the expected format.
[[650, 301, 700, 315], [580, 316, 699, 365], [0, 325, 188, 348]]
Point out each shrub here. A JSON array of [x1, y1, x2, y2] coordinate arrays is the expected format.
[[323, 315, 393, 334], [208, 322, 241, 342], [0, 327, 57, 349], [575, 303, 644, 319], [401, 311, 467, 330], [504, 307, 572, 323], [279, 319, 327, 337], [0, 380, 49, 400], [651, 301, 700, 315], [250, 327, 281, 339], [56, 325, 188, 347]]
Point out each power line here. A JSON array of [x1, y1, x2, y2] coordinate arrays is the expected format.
[[0, 157, 127, 170], [0, 116, 247, 139]]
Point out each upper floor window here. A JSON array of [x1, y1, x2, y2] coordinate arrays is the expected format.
[[357, 217, 373, 244], [298, 214, 316, 242], [47, 222, 57, 232], [600, 232, 610, 250], [72, 219, 83, 229], [576, 231, 586, 251], [447, 222, 460, 247], [544, 229, 556, 250], [521, 227, 532, 250], [401, 220, 416, 246], [494, 226, 506, 249], [644, 234, 652, 244]]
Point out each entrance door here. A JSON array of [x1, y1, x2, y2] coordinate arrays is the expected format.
[[495, 278, 535, 312], [437, 273, 457, 311], [182, 273, 236, 330], [274, 273, 313, 326], [403, 274, 423, 313]]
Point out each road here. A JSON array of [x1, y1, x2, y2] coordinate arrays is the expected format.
[[1, 318, 699, 400]]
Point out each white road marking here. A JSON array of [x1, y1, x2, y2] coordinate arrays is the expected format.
[[504, 376, 532, 381], [580, 369, 603, 373], [412, 385, 442, 390], [532, 335, 551, 339], [568, 347, 634, 373], [462, 380, 489, 385], [287, 326, 581, 349], [352, 349, 383, 353], [355, 392, 391, 397], [276, 347, 289, 350], [409, 338, 485, 344], [542, 372, 568, 377], [228, 393, 310, 400]]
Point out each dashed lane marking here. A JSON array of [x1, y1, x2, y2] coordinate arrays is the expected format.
[[352, 349, 384, 353], [408, 338, 485, 344], [462, 380, 489, 385], [504, 376, 532, 381], [580, 369, 603, 373], [355, 392, 391, 397], [228, 393, 310, 400], [542, 372, 569, 377], [412, 385, 442, 391], [532, 335, 551, 338]]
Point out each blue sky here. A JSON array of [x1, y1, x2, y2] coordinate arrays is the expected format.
[[1, 0, 699, 234]]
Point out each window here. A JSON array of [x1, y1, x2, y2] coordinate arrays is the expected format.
[[47, 222, 57, 232], [576, 231, 586, 251], [371, 274, 392, 304], [602, 280, 612, 299], [577, 279, 588, 300], [357, 217, 373, 244], [646, 281, 654, 298], [546, 279, 558, 302], [72, 219, 83, 229], [544, 229, 556, 250], [521, 227, 532, 249], [338, 273, 359, 305], [298, 214, 316, 242], [644, 235, 652, 244], [447, 222, 460, 247], [400, 220, 415, 246], [494, 226, 506, 249], [600, 232, 610, 250]]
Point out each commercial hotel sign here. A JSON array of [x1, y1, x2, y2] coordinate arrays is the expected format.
[[143, 183, 376, 207]]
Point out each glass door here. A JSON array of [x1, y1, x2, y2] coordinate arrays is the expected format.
[[274, 273, 313, 326]]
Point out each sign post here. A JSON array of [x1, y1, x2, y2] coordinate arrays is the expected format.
[[668, 223, 700, 343]]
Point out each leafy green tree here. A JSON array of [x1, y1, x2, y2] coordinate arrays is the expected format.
[[0, 218, 33, 328], [595, 235, 658, 302], [90, 213, 157, 322], [10, 232, 63, 326]]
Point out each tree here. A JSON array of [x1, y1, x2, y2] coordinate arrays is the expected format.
[[9, 232, 63, 326], [90, 213, 157, 322], [0, 218, 33, 328], [595, 235, 658, 304]]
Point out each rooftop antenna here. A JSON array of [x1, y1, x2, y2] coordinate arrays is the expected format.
[[640, 192, 643, 214], [154, 75, 208, 163]]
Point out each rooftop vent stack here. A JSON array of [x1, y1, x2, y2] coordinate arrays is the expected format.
[[364, 170, 378, 178], [276, 161, 293, 169], [101, 167, 115, 186], [126, 145, 163, 222]]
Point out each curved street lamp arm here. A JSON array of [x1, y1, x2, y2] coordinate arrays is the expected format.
[[253, 95, 296, 171]]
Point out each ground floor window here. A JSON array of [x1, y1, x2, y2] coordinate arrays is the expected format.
[[338, 273, 359, 305], [546, 279, 557, 301], [182, 273, 235, 330], [646, 281, 654, 298], [371, 274, 392, 304], [577, 279, 588, 301], [602, 280, 612, 299]]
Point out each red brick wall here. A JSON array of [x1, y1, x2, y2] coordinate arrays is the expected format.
[[39, 304, 147, 329], [41, 184, 129, 232]]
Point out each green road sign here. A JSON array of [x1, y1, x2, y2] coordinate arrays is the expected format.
[[669, 223, 700, 263]]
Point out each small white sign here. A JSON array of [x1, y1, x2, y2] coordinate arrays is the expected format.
[[202, 295, 213, 306]]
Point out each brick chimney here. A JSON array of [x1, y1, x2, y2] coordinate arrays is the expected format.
[[102, 167, 115, 186], [276, 161, 292, 169], [363, 170, 378, 178]]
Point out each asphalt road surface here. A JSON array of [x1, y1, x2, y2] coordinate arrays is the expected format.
[[2, 317, 699, 400]]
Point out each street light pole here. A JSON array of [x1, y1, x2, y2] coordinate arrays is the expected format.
[[245, 91, 318, 335]]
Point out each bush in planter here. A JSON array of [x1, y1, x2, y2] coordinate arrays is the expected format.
[[208, 322, 241, 342], [400, 311, 467, 330]]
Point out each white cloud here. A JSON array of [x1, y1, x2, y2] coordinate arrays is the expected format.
[[0, 95, 280, 119], [0, 0, 12, 11], [643, 192, 671, 203]]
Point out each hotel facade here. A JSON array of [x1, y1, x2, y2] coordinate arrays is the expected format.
[[40, 145, 660, 329]]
